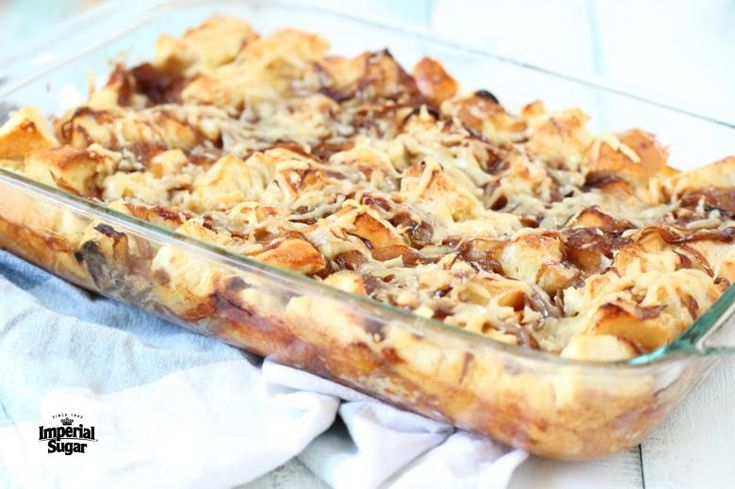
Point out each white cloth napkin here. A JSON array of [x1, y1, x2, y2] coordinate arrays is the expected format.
[[264, 362, 526, 489], [0, 251, 526, 488]]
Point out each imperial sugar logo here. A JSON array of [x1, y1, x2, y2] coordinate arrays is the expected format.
[[38, 413, 98, 455]]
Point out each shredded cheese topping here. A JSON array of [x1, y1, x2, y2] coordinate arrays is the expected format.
[[1, 16, 735, 361]]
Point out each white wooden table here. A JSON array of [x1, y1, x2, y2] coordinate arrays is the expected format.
[[2, 1, 733, 487]]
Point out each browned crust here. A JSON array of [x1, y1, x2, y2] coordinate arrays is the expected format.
[[412, 57, 458, 106]]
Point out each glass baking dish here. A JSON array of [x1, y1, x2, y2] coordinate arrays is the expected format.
[[1, 0, 734, 460]]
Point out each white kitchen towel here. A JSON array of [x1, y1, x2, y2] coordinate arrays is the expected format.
[[263, 361, 526, 489], [0, 250, 526, 488]]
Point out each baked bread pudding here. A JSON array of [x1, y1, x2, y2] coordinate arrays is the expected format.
[[1, 16, 734, 364]]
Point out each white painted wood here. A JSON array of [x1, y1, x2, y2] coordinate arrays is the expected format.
[[592, 0, 735, 123], [429, 0, 599, 76], [509, 448, 643, 489], [640, 357, 735, 489]]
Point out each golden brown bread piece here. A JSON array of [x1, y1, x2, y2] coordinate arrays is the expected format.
[[250, 233, 326, 274], [0, 107, 59, 161], [24, 145, 116, 196], [153, 16, 259, 76]]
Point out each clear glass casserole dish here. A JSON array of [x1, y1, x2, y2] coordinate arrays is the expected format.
[[1, 0, 734, 460]]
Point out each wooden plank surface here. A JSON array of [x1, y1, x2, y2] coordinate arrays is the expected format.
[[510, 448, 643, 489]]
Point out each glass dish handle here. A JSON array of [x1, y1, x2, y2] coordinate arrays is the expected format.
[[694, 286, 735, 355], [698, 314, 735, 354], [667, 286, 735, 356]]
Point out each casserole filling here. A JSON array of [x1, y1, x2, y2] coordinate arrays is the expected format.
[[1, 16, 734, 361]]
